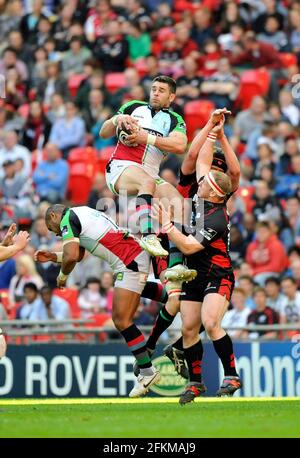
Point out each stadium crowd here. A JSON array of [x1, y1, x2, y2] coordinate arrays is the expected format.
[[1, 0, 300, 340]]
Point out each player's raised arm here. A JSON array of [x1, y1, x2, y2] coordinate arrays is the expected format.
[[218, 131, 240, 192], [0, 231, 30, 261], [99, 100, 139, 139], [183, 108, 231, 176]]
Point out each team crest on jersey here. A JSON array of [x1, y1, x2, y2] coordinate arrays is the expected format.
[[116, 272, 124, 281], [199, 227, 217, 240], [61, 225, 69, 237]]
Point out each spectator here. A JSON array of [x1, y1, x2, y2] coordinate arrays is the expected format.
[[16, 282, 40, 320], [49, 101, 86, 158], [62, 36, 92, 78], [93, 20, 129, 73], [46, 93, 66, 124], [19, 0, 47, 43], [246, 221, 288, 285], [0, 159, 36, 220], [78, 277, 106, 319], [253, 143, 276, 179], [279, 90, 300, 127], [21, 101, 52, 152], [133, 302, 154, 326], [201, 57, 239, 110], [32, 142, 69, 202], [246, 287, 279, 339], [36, 241, 61, 289], [7, 29, 32, 64], [0, 47, 28, 81], [176, 57, 202, 106], [153, 2, 174, 30], [126, 20, 151, 62], [222, 287, 251, 339], [30, 285, 70, 320], [257, 14, 288, 51], [280, 277, 300, 330], [174, 22, 198, 59], [0, 131, 31, 179], [252, 180, 283, 224], [126, 0, 152, 32], [82, 88, 106, 131], [0, 0, 23, 44], [87, 173, 108, 209], [291, 260, 300, 289], [231, 96, 270, 149], [75, 68, 106, 112], [9, 254, 44, 303], [84, 0, 117, 43], [275, 155, 300, 199], [275, 135, 299, 178], [253, 0, 286, 34], [229, 224, 246, 268], [36, 61, 69, 106], [30, 217, 57, 250], [265, 276, 287, 313], [237, 275, 256, 310], [192, 8, 215, 50]]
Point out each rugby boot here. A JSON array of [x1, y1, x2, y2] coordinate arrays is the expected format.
[[164, 264, 197, 282], [179, 382, 207, 405], [163, 344, 189, 380], [129, 369, 161, 398], [139, 234, 169, 257], [216, 376, 243, 397]]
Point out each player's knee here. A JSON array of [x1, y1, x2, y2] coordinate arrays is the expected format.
[[203, 318, 221, 336], [182, 322, 199, 341], [112, 311, 130, 331]]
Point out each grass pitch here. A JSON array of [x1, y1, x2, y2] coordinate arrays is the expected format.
[[0, 398, 299, 438]]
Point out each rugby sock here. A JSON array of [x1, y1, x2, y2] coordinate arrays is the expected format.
[[146, 305, 175, 351], [136, 194, 154, 235], [141, 282, 168, 304], [121, 324, 152, 371], [184, 339, 203, 383], [212, 334, 238, 377], [168, 223, 184, 268], [172, 325, 205, 351]]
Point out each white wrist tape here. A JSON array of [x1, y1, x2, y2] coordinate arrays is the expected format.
[[147, 134, 156, 145], [54, 252, 63, 263], [112, 115, 119, 126]]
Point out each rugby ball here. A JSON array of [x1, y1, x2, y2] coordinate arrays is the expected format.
[[116, 122, 137, 147]]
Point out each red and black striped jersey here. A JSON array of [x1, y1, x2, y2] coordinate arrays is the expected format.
[[187, 196, 233, 276]]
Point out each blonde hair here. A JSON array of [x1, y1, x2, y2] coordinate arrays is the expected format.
[[16, 255, 40, 277], [210, 170, 232, 197]]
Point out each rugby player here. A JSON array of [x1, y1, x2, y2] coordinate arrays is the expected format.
[[0, 223, 31, 358], [35, 204, 176, 397], [153, 118, 242, 403], [134, 109, 240, 379], [99, 75, 196, 284]]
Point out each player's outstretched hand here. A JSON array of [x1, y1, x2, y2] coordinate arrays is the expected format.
[[211, 114, 226, 135], [117, 114, 139, 132], [1, 223, 17, 247], [13, 231, 30, 251], [210, 108, 231, 126], [34, 250, 54, 263]]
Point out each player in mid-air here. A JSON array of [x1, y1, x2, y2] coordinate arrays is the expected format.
[[35, 204, 182, 398], [99, 75, 196, 286], [153, 115, 242, 403], [0, 223, 31, 358]]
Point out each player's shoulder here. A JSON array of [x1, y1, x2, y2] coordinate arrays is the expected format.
[[118, 100, 148, 113]]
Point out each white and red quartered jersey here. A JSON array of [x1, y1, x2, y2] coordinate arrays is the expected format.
[[110, 100, 186, 177]]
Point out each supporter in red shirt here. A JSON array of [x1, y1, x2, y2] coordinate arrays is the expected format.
[[246, 221, 288, 285]]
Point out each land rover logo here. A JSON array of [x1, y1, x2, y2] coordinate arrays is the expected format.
[[149, 356, 186, 396]]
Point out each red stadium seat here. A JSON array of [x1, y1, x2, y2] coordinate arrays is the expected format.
[[67, 162, 95, 204], [53, 288, 80, 319], [105, 72, 126, 93], [236, 69, 270, 109], [279, 53, 298, 68], [68, 146, 98, 165], [68, 74, 87, 98], [184, 100, 215, 142]]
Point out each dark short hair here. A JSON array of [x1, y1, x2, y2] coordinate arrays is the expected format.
[[265, 277, 281, 286], [40, 285, 53, 294], [239, 275, 255, 285], [153, 76, 177, 93], [212, 148, 227, 173], [24, 282, 38, 293], [255, 221, 271, 230], [253, 286, 267, 296]]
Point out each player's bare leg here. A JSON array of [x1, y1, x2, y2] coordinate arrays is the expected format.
[[112, 287, 161, 397], [115, 166, 168, 257], [0, 328, 7, 358], [201, 293, 242, 396]]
